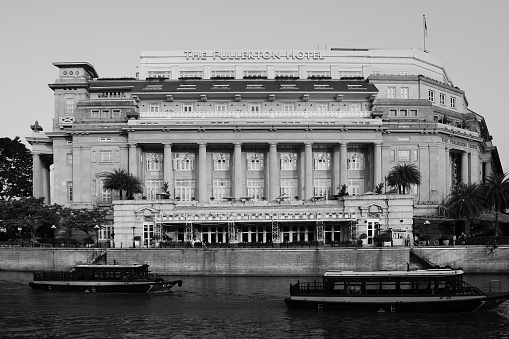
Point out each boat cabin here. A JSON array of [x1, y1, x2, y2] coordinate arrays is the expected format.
[[34, 264, 158, 282]]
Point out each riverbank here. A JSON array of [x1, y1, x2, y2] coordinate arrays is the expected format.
[[1, 246, 508, 275]]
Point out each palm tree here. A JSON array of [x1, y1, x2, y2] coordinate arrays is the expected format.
[[445, 182, 485, 236], [483, 173, 509, 236], [103, 169, 143, 200], [386, 164, 422, 194]]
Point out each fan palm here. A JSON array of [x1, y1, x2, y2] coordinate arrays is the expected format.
[[445, 182, 485, 236], [386, 164, 422, 194], [103, 169, 143, 200], [483, 173, 509, 236]]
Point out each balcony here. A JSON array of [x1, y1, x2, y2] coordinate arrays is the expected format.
[[138, 110, 373, 120]]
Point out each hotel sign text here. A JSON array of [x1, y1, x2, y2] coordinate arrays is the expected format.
[[442, 138, 478, 149], [184, 51, 325, 61]]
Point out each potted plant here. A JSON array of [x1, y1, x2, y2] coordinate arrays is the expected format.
[[439, 235, 451, 246], [359, 233, 368, 247]]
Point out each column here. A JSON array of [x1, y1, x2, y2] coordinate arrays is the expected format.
[[484, 161, 492, 182], [339, 143, 348, 189], [269, 143, 279, 200], [81, 147, 91, 204], [41, 165, 50, 204], [128, 143, 138, 177], [233, 143, 243, 198], [373, 143, 382, 189], [32, 154, 42, 198], [163, 143, 174, 195], [445, 148, 450, 193], [72, 146, 82, 203], [461, 151, 469, 183], [198, 143, 207, 202], [332, 145, 340, 195], [304, 143, 313, 200], [470, 152, 479, 184]]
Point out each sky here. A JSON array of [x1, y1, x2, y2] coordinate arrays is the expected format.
[[1, 0, 508, 171]]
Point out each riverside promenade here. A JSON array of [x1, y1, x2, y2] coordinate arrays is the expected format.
[[1, 246, 508, 275]]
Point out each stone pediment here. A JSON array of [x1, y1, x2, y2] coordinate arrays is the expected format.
[[134, 206, 160, 216], [359, 203, 386, 218]]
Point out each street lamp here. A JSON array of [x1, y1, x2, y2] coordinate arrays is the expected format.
[[131, 226, 136, 248], [94, 225, 100, 248], [424, 220, 430, 246]]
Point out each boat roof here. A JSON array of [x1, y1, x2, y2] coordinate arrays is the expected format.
[[324, 269, 464, 278], [73, 264, 148, 269]]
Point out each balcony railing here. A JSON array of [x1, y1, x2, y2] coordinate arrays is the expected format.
[[139, 110, 372, 120]]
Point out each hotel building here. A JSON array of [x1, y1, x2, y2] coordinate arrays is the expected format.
[[27, 48, 502, 247]]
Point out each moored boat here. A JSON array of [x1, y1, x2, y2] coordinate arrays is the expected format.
[[284, 269, 509, 313], [29, 264, 182, 293]]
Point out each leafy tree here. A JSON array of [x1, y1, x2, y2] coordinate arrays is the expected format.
[[483, 173, 509, 236], [445, 182, 485, 236], [103, 168, 143, 200], [386, 164, 422, 194], [59, 207, 108, 237], [0, 137, 32, 200]]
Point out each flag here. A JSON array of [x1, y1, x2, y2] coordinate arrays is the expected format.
[[423, 15, 428, 37]]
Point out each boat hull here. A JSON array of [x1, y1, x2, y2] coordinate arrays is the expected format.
[[284, 293, 509, 313], [29, 280, 183, 293]]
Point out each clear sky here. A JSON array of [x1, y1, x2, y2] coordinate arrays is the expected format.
[[1, 0, 508, 171]]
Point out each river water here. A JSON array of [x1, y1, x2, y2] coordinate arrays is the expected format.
[[1, 271, 509, 339]]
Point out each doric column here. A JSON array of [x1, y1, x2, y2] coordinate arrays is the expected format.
[[233, 143, 243, 198], [32, 153, 42, 199], [332, 144, 340, 195], [163, 143, 174, 195], [198, 143, 207, 202], [304, 142, 313, 200], [269, 143, 279, 200], [462, 151, 469, 183], [339, 143, 348, 188], [128, 143, 138, 177], [374, 143, 382, 189]]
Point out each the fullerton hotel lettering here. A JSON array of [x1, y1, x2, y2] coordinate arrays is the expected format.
[[184, 51, 325, 61]]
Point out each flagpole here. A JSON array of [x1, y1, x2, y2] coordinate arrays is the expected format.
[[423, 15, 427, 52]]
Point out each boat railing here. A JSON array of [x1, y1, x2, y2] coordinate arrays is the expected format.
[[290, 281, 325, 295], [34, 272, 75, 281], [461, 281, 485, 295]]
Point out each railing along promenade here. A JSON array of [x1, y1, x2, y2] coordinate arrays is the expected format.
[[138, 110, 373, 120]]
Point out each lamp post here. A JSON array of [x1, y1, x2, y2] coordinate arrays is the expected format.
[[131, 226, 136, 248], [94, 225, 100, 248], [424, 220, 430, 246]]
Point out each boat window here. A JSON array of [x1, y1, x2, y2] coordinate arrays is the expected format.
[[365, 281, 380, 294]]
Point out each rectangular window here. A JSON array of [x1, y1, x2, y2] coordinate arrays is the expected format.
[[149, 103, 160, 112], [91, 109, 100, 118], [280, 178, 298, 198], [211, 70, 235, 78], [145, 179, 163, 200], [275, 70, 299, 78], [66, 96, 75, 114], [282, 103, 295, 112], [398, 150, 411, 162], [409, 109, 418, 117], [66, 153, 73, 165], [101, 110, 110, 119], [213, 179, 231, 199], [308, 70, 330, 78], [146, 153, 163, 171], [387, 87, 395, 99], [175, 179, 195, 201], [148, 70, 171, 78], [390, 150, 395, 162], [247, 153, 264, 171], [280, 153, 298, 170], [399, 109, 408, 117], [243, 70, 267, 77], [450, 97, 456, 109], [347, 150, 365, 170], [247, 179, 264, 200], [67, 181, 73, 201], [180, 70, 203, 78], [112, 109, 121, 118], [389, 109, 397, 117], [99, 225, 114, 241], [99, 179, 111, 202], [182, 103, 193, 112], [338, 70, 362, 78], [314, 152, 331, 170], [347, 179, 364, 195], [440, 93, 446, 106], [249, 103, 261, 112], [400, 87, 409, 99], [314, 178, 331, 197], [216, 103, 228, 112], [213, 153, 230, 171], [174, 153, 195, 171], [428, 90, 435, 103], [99, 150, 112, 163]]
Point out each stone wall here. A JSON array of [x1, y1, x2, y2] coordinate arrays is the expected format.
[[0, 247, 409, 275]]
